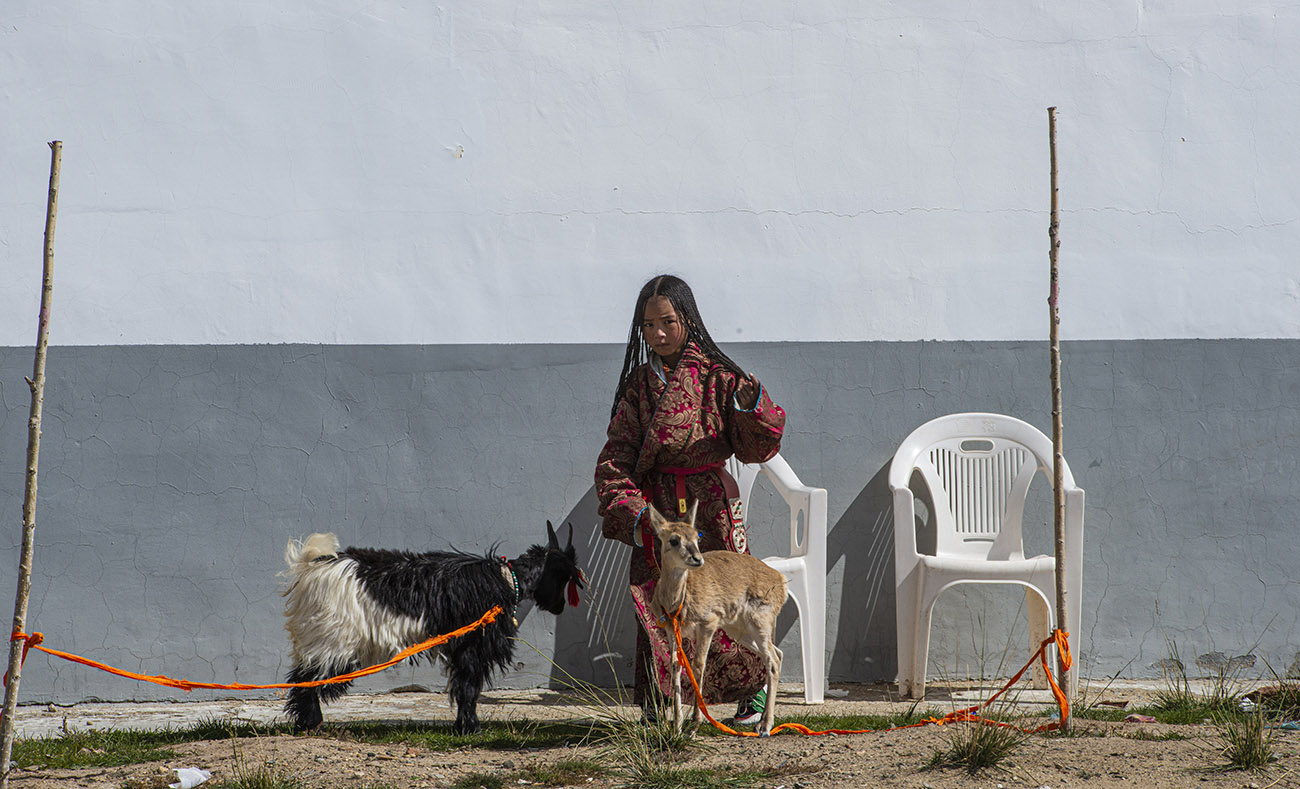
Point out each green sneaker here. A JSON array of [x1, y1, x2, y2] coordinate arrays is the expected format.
[[733, 689, 766, 726]]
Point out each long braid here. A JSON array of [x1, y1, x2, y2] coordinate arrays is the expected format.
[[608, 275, 747, 419]]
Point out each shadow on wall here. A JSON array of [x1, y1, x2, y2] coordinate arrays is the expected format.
[[547, 486, 636, 692], [545, 465, 907, 691], [827, 462, 898, 685]]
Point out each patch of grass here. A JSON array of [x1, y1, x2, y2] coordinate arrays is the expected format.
[[925, 720, 1027, 775], [1252, 676, 1300, 720], [329, 718, 592, 751], [516, 758, 609, 785], [12, 728, 179, 770], [187, 715, 287, 740], [772, 708, 937, 733], [214, 761, 308, 789], [616, 763, 802, 789], [593, 694, 711, 786], [450, 759, 610, 789], [1212, 709, 1274, 772], [1123, 728, 1189, 742], [12, 715, 296, 771]]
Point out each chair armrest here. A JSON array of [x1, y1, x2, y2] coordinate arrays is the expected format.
[[755, 456, 827, 563], [892, 485, 921, 564]]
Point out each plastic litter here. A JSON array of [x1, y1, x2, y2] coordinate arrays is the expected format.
[[169, 767, 212, 789], [825, 688, 849, 698], [1122, 714, 1157, 723]]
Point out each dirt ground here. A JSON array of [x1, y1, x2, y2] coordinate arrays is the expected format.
[[7, 682, 1299, 788]]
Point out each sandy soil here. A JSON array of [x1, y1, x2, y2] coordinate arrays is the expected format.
[[7, 683, 1298, 788]]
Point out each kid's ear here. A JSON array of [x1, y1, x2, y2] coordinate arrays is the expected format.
[[687, 500, 699, 528], [646, 504, 668, 535]]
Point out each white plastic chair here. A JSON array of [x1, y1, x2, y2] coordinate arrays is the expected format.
[[726, 453, 827, 704], [890, 413, 1084, 700]]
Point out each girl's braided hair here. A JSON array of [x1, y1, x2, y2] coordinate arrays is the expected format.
[[609, 274, 746, 419]]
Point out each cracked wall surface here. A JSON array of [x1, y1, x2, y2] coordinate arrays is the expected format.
[[1, 339, 1296, 702]]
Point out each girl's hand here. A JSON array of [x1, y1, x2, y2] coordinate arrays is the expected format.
[[736, 373, 761, 411]]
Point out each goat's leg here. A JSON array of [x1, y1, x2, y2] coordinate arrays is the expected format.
[[759, 642, 782, 736], [730, 621, 782, 737], [285, 662, 353, 731], [448, 647, 488, 734], [668, 648, 684, 732], [685, 627, 714, 726]]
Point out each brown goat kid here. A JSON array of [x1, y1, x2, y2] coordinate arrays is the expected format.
[[648, 502, 787, 735]]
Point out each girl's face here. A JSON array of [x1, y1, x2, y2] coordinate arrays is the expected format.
[[642, 295, 688, 364]]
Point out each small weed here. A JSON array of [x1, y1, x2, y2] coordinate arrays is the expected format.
[[925, 719, 1027, 774], [449, 774, 504, 789], [1212, 708, 1274, 772]]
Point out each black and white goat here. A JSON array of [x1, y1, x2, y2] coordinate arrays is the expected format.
[[281, 521, 584, 734]]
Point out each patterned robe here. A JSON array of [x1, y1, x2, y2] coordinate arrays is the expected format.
[[595, 341, 785, 705]]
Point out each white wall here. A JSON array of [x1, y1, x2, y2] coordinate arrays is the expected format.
[[3, 1, 1299, 346]]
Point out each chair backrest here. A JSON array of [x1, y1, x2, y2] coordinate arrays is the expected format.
[[889, 413, 1076, 561]]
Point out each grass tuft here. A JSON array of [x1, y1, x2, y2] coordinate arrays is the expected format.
[[926, 720, 1027, 774], [1212, 708, 1274, 772]]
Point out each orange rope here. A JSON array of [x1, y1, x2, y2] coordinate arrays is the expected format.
[[6, 605, 503, 692], [667, 611, 1071, 737]]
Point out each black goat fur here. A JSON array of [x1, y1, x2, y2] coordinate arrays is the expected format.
[[282, 521, 583, 734]]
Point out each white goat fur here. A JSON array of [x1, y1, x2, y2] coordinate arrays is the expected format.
[[282, 533, 431, 671], [648, 503, 786, 735]]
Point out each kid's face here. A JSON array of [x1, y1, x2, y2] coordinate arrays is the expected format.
[[641, 296, 688, 362]]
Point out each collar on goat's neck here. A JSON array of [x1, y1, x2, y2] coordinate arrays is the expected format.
[[498, 556, 522, 604]]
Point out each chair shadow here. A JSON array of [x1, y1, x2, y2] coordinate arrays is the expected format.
[[826, 461, 902, 686], [546, 465, 916, 694]]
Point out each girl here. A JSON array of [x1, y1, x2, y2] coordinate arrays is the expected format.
[[595, 274, 785, 723]]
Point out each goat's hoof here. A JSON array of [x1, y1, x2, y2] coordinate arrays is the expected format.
[[758, 730, 771, 738]]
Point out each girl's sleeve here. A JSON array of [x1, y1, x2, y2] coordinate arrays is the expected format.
[[595, 391, 650, 547], [727, 373, 786, 464]]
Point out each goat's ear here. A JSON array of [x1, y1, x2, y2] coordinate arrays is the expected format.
[[646, 504, 668, 536], [546, 520, 559, 550], [687, 500, 699, 529]]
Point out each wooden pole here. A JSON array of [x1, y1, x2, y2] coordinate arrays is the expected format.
[[1046, 109, 1070, 731], [0, 141, 62, 787]]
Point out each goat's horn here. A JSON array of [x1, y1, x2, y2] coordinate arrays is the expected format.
[[546, 520, 559, 550], [565, 522, 574, 549]]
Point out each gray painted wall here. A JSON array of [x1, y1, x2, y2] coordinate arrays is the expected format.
[[1, 339, 1297, 703]]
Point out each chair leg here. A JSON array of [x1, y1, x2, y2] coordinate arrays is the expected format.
[[1026, 587, 1052, 690], [794, 578, 825, 704], [912, 595, 936, 700], [896, 578, 919, 699]]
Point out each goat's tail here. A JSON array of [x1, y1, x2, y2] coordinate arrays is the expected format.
[[282, 533, 341, 591]]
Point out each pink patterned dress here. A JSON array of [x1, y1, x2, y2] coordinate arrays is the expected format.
[[595, 341, 785, 706]]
